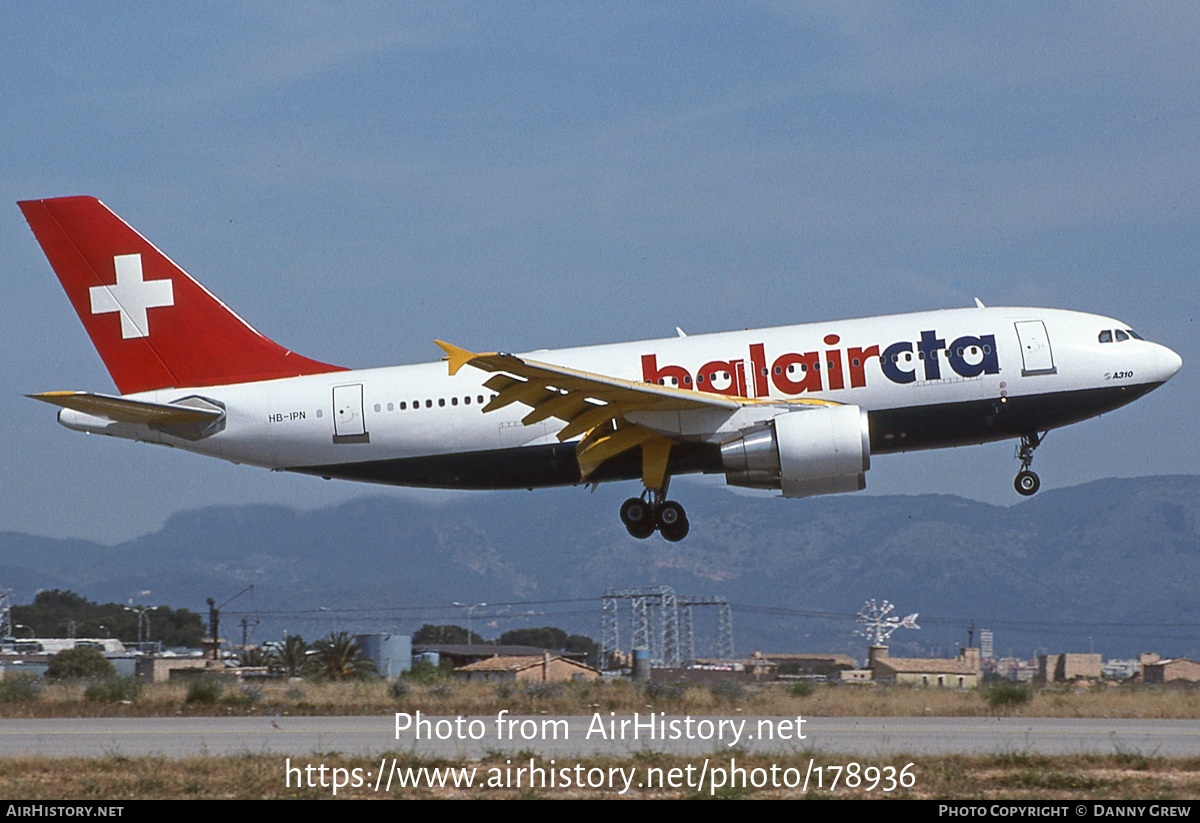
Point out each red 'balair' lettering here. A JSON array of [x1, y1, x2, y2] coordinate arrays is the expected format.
[[641, 354, 691, 388], [771, 351, 822, 394], [847, 344, 880, 388]]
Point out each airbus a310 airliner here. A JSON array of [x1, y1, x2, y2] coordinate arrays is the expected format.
[[20, 196, 1182, 541]]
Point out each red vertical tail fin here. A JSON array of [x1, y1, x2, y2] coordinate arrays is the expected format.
[[19, 196, 345, 395]]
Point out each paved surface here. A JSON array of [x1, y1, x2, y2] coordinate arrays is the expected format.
[[1, 715, 1197, 759]]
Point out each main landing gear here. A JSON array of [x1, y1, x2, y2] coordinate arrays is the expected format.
[[620, 489, 690, 542], [1014, 432, 1043, 496]]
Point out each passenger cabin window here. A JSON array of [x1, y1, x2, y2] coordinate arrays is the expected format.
[[1098, 330, 1113, 343]]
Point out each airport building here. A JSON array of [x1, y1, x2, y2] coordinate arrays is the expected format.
[[866, 645, 981, 688], [1143, 657, 1200, 684], [452, 652, 599, 683], [1036, 653, 1102, 683]]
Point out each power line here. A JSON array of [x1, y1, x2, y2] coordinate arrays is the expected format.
[[223, 596, 1200, 646], [729, 604, 1200, 631], [223, 596, 599, 617]]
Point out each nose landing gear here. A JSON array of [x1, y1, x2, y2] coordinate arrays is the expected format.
[[620, 489, 690, 542], [1014, 432, 1043, 496]]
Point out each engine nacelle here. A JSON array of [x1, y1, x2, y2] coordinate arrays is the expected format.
[[720, 405, 870, 498]]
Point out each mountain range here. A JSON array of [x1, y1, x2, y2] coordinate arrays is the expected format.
[[2, 475, 1197, 662]]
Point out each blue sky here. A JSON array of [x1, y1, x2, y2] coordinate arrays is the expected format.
[[2, 3, 1197, 542]]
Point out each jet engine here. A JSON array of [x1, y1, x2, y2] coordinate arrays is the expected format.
[[720, 405, 870, 498]]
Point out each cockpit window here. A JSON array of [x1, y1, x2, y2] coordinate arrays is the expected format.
[[1126, 329, 1144, 340], [1098, 330, 1113, 343], [1115, 329, 1129, 342]]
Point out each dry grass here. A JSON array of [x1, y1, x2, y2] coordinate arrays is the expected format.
[[0, 751, 1197, 799], [1, 677, 1199, 719]]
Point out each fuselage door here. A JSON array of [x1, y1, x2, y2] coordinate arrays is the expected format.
[[1014, 320, 1056, 376], [332, 383, 370, 443]]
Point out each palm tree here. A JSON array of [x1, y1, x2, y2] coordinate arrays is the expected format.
[[270, 635, 311, 678], [239, 647, 270, 667], [311, 631, 376, 680]]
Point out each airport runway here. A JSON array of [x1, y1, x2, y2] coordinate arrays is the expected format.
[[1, 716, 1197, 759]]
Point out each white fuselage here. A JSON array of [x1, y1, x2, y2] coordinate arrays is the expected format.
[[60, 306, 1182, 489]]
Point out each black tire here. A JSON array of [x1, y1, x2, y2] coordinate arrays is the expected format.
[[1015, 470, 1040, 496], [626, 521, 656, 539], [620, 497, 651, 528], [660, 516, 690, 543], [656, 501, 686, 530]]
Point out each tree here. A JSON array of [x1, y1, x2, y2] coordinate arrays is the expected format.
[[497, 627, 568, 649], [495, 627, 599, 666], [270, 635, 311, 678], [412, 624, 485, 645], [311, 631, 376, 680], [565, 634, 600, 668], [239, 647, 270, 667], [11, 589, 204, 646], [45, 647, 116, 681]]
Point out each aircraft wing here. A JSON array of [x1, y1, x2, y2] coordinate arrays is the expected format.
[[27, 391, 224, 426], [435, 340, 832, 486]]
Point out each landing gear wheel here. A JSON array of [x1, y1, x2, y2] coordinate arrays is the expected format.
[[656, 501, 689, 542], [656, 501, 685, 530], [1015, 470, 1040, 496], [1013, 432, 1044, 497], [620, 497, 655, 539], [627, 522, 656, 539], [652, 503, 691, 542], [620, 494, 691, 540], [660, 516, 690, 542]]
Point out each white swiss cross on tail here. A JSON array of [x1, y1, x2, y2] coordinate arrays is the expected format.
[[89, 253, 174, 339]]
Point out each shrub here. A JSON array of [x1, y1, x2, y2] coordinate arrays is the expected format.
[[787, 680, 815, 697], [185, 677, 224, 704], [986, 681, 1033, 708], [643, 681, 685, 702], [221, 684, 262, 707], [0, 675, 43, 703], [708, 679, 745, 703], [523, 682, 564, 700], [388, 680, 410, 700], [45, 648, 116, 681], [242, 683, 263, 703], [403, 660, 443, 684], [84, 676, 142, 703]]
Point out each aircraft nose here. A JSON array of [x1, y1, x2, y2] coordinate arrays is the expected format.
[[1160, 344, 1183, 381]]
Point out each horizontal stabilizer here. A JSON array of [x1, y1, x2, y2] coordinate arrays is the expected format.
[[27, 391, 223, 425]]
